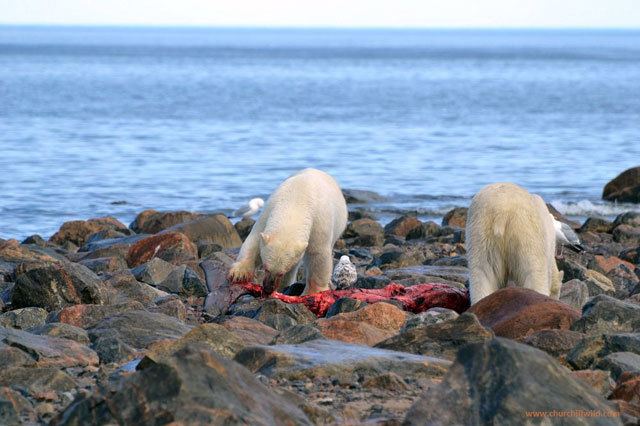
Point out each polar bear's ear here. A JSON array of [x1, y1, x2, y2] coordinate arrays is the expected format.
[[260, 232, 272, 244]]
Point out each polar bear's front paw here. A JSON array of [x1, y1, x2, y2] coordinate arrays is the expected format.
[[228, 262, 255, 283]]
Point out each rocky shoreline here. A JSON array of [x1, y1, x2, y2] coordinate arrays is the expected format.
[[1, 176, 640, 424]]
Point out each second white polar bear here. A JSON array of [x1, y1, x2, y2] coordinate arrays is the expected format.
[[466, 182, 563, 304], [229, 168, 348, 295]]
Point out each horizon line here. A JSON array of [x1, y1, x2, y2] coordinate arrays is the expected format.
[[1, 23, 640, 31]]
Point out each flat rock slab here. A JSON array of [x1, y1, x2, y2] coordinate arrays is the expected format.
[[0, 326, 98, 368], [234, 339, 451, 381]]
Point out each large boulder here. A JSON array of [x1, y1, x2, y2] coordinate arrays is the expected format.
[[129, 209, 201, 234], [603, 166, 640, 203], [12, 262, 107, 311], [384, 215, 422, 238], [467, 287, 581, 340], [49, 217, 130, 247], [163, 214, 242, 249], [376, 312, 493, 360], [125, 232, 197, 267], [404, 338, 621, 425], [343, 219, 385, 247], [441, 207, 468, 228], [55, 344, 312, 425]]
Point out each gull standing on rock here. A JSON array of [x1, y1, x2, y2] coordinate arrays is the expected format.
[[232, 198, 265, 219], [550, 214, 584, 254], [332, 255, 358, 290]]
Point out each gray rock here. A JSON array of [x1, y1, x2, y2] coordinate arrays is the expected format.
[[614, 212, 640, 228], [55, 344, 312, 425], [342, 189, 386, 204], [402, 307, 459, 331], [0, 386, 36, 425], [596, 352, 640, 381], [130, 257, 175, 285], [234, 217, 255, 241], [252, 299, 316, 331], [560, 279, 589, 310], [78, 256, 128, 274], [376, 313, 492, 360], [157, 265, 207, 297], [28, 322, 89, 344], [79, 234, 149, 254], [571, 295, 640, 334], [235, 339, 451, 382], [0, 307, 47, 330], [613, 224, 640, 245], [404, 338, 621, 426], [521, 329, 585, 359], [12, 262, 107, 311], [567, 333, 640, 370], [271, 324, 325, 345], [580, 217, 615, 233], [344, 218, 385, 247], [325, 297, 368, 318]]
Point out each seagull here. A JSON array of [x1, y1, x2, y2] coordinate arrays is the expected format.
[[550, 214, 584, 253], [232, 198, 265, 219], [332, 255, 358, 290]]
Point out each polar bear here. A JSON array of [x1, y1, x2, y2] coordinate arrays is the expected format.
[[466, 183, 563, 304], [228, 168, 348, 295]]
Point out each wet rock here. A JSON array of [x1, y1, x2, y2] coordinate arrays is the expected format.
[[344, 219, 384, 247], [125, 232, 198, 268], [130, 257, 174, 285], [384, 215, 422, 238], [567, 333, 640, 370], [602, 166, 640, 203], [253, 299, 316, 331], [560, 279, 589, 310], [0, 326, 98, 367], [163, 214, 242, 249], [28, 322, 89, 344], [342, 189, 386, 204], [441, 207, 467, 228], [234, 217, 255, 241], [88, 310, 191, 359], [572, 370, 615, 398], [157, 265, 207, 297], [521, 329, 585, 359], [597, 352, 640, 381], [404, 338, 620, 426], [571, 295, 640, 334], [325, 297, 368, 318], [613, 224, 640, 246], [316, 302, 406, 346], [468, 287, 581, 340], [129, 209, 201, 234], [271, 324, 325, 345], [219, 316, 279, 346], [406, 221, 441, 240], [0, 307, 47, 330], [78, 256, 127, 274], [402, 307, 459, 330], [580, 217, 615, 233], [49, 217, 130, 247], [376, 313, 492, 360], [49, 301, 145, 329], [12, 262, 106, 311], [235, 339, 450, 382], [55, 344, 312, 425]]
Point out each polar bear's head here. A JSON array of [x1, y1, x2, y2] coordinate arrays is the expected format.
[[259, 232, 307, 274]]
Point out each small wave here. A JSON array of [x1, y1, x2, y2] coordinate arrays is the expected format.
[[550, 199, 640, 218]]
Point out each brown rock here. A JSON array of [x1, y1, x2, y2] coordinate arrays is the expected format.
[[603, 166, 640, 203], [593, 255, 637, 275], [343, 218, 384, 247], [611, 376, 640, 405], [50, 301, 145, 329], [316, 302, 406, 346], [49, 217, 129, 247], [521, 329, 585, 359], [220, 316, 279, 346], [129, 209, 201, 234], [571, 370, 615, 398], [0, 239, 59, 265], [442, 207, 468, 228], [384, 215, 422, 238], [467, 287, 581, 340], [163, 214, 242, 249], [125, 232, 197, 267]]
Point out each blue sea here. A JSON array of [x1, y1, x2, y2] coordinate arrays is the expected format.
[[1, 26, 640, 240]]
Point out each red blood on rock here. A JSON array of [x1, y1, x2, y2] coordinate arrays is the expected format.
[[227, 282, 469, 317]]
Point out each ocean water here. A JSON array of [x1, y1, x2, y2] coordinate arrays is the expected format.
[[1, 26, 640, 239]]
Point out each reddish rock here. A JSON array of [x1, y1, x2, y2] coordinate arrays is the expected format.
[[593, 255, 636, 275], [126, 232, 197, 267], [602, 166, 640, 203], [442, 207, 468, 228], [384, 215, 422, 238], [316, 302, 406, 346], [467, 288, 581, 340], [51, 301, 144, 329], [611, 377, 640, 405], [129, 209, 201, 234], [49, 217, 129, 247], [571, 370, 615, 398], [0, 239, 58, 264]]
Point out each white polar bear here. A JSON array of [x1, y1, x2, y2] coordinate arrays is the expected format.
[[466, 182, 563, 304], [228, 168, 348, 295]]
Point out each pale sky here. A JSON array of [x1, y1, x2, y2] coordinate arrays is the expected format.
[[0, 0, 639, 28]]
